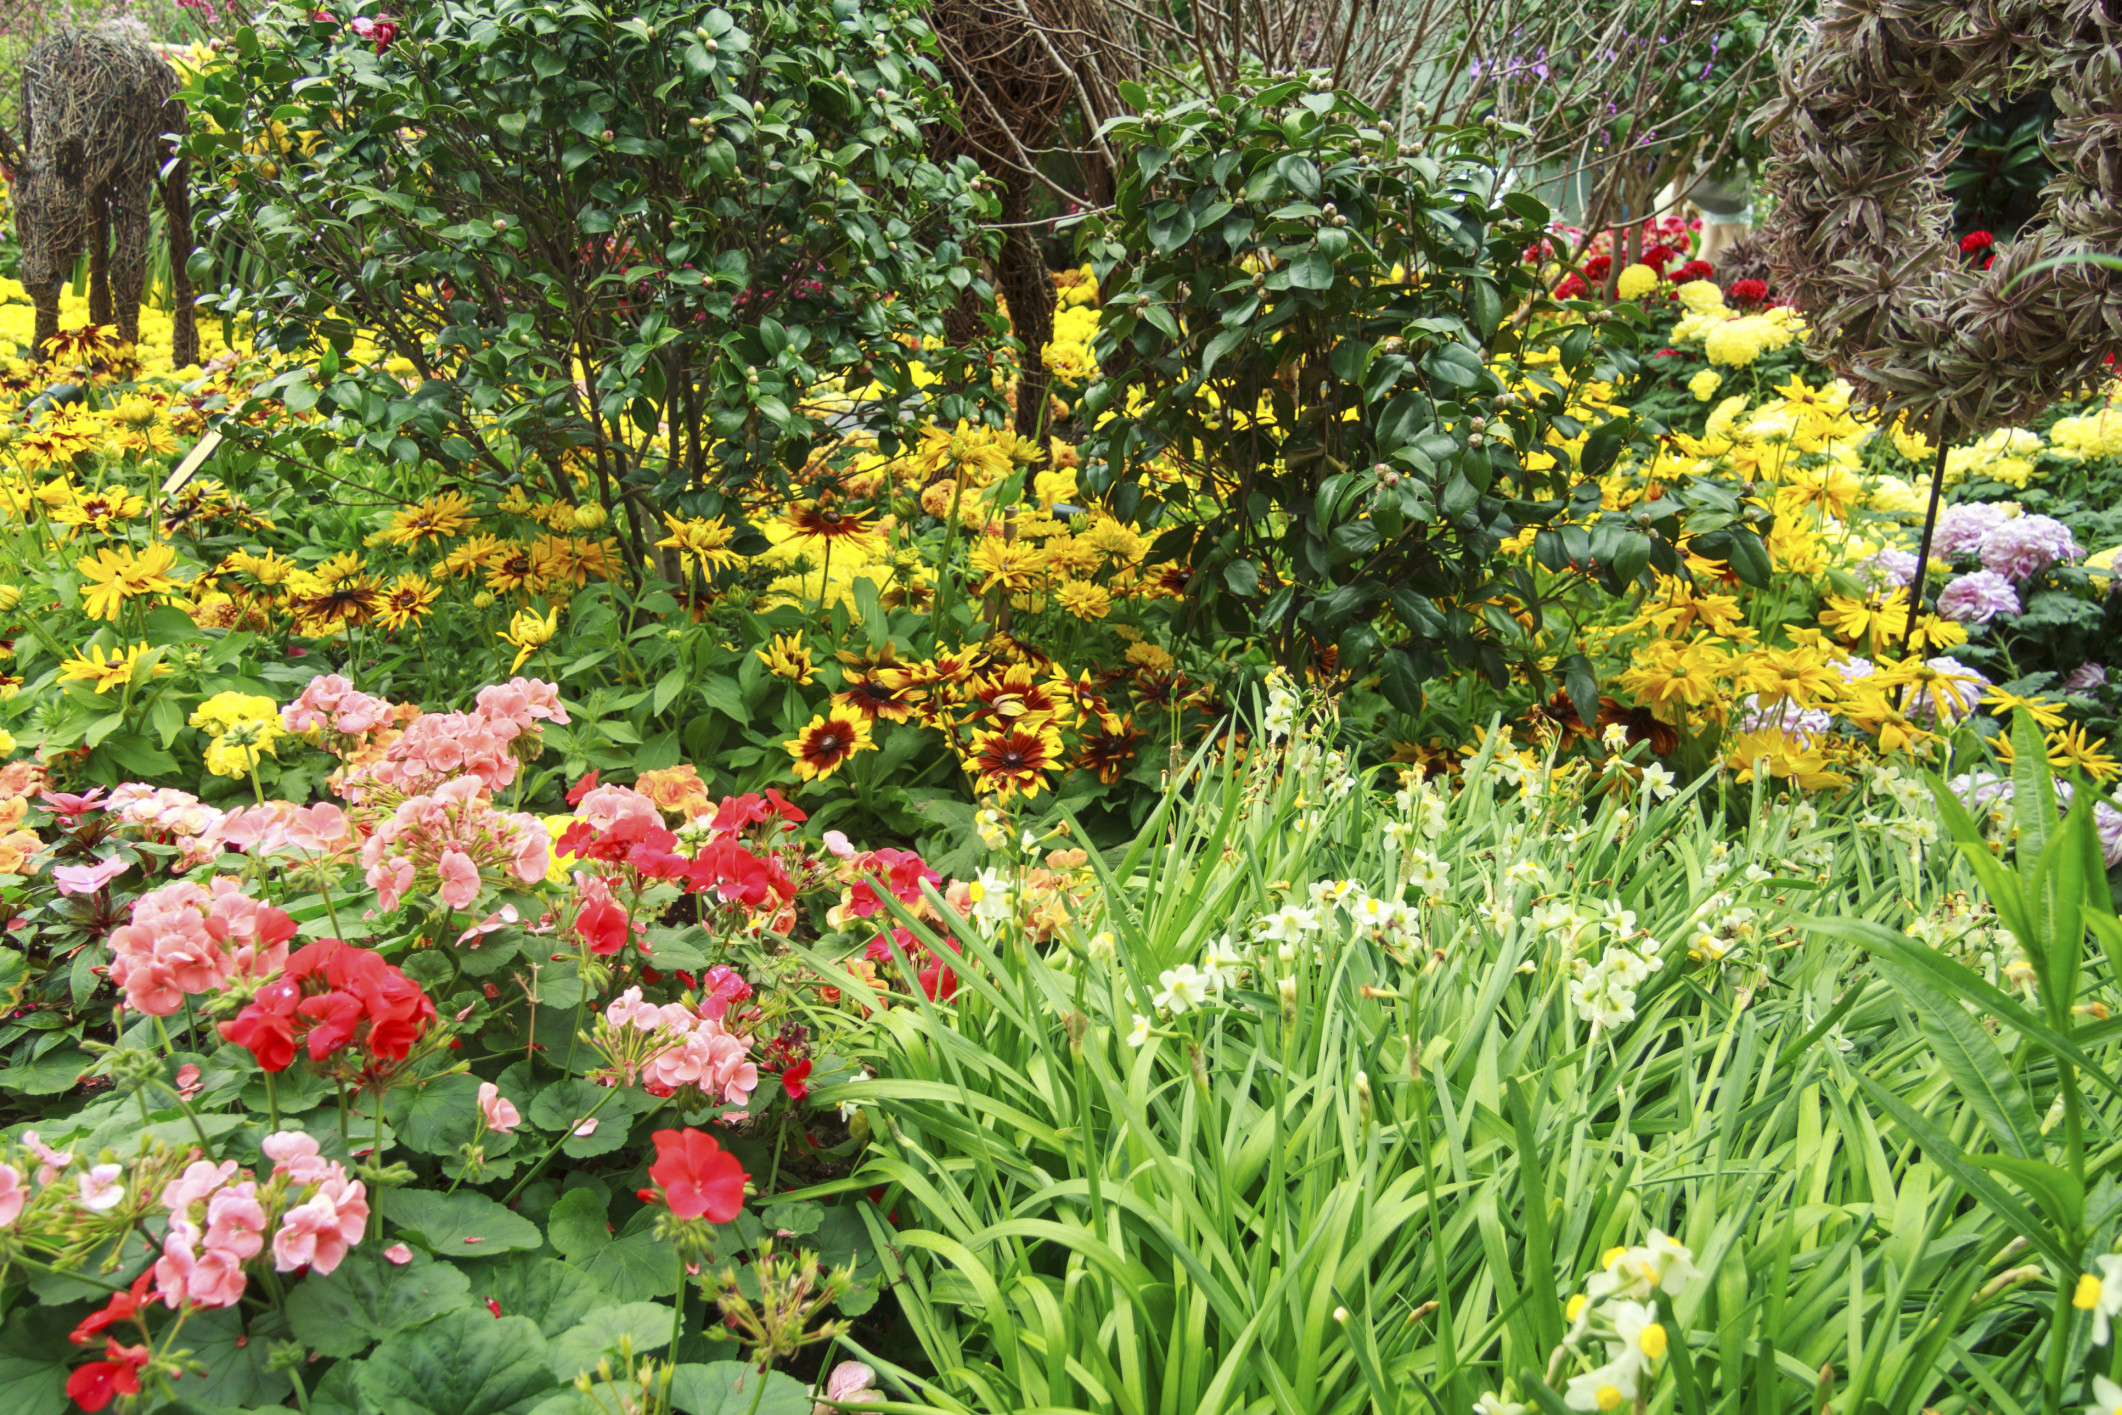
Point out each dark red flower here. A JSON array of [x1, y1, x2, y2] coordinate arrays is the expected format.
[[1584, 254, 1612, 280], [1553, 274, 1588, 301], [647, 1128, 748, 1222], [1959, 230, 1995, 253], [918, 957, 958, 1003], [781, 1059, 813, 1101], [221, 999, 297, 1071], [296, 990, 364, 1059], [1673, 259, 1714, 283], [66, 1340, 149, 1412], [1727, 278, 1768, 305]]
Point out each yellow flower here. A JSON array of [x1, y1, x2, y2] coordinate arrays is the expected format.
[[190, 690, 280, 738], [76, 541, 180, 621], [59, 641, 166, 693], [50, 486, 147, 532], [1736, 646, 1843, 709], [379, 491, 476, 547], [1981, 688, 2067, 730], [1675, 280, 1725, 316], [1687, 370, 1722, 402], [655, 514, 740, 575], [0, 729, 16, 757], [1124, 640, 1175, 673], [787, 708, 874, 781], [500, 602, 559, 671], [377, 574, 439, 631], [1055, 580, 1113, 619], [755, 632, 815, 684], [2049, 724, 2120, 783], [1614, 263, 1659, 301], [968, 537, 1045, 595]]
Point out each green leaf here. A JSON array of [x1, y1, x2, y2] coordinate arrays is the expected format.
[[581, 1229, 682, 1302], [653, 666, 688, 716], [0, 1047, 92, 1095], [1867, 946, 2040, 1158], [388, 1189, 544, 1258], [546, 1187, 613, 1263], [164, 1308, 295, 1410], [286, 1245, 474, 1359], [1287, 250, 1333, 289], [668, 1362, 811, 1415], [388, 1073, 487, 1157], [546, 1302, 673, 1381], [0, 1306, 75, 1415], [697, 675, 750, 725], [470, 1255, 613, 1339], [356, 1309, 558, 1415]]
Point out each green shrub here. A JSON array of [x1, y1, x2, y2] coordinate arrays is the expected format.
[[183, 0, 1009, 536]]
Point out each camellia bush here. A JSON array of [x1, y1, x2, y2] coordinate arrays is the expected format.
[[183, 0, 1011, 555], [1070, 78, 1770, 716]]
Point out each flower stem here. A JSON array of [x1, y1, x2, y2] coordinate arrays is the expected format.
[[502, 1085, 618, 1205], [263, 1068, 282, 1134]]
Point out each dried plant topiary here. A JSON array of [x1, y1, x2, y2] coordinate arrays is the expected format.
[[1757, 0, 2122, 446], [13, 19, 198, 367]]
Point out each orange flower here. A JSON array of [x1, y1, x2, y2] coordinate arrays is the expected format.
[[964, 721, 1065, 800], [787, 708, 874, 782]]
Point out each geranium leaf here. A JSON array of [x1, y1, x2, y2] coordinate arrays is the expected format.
[[286, 1245, 473, 1358]]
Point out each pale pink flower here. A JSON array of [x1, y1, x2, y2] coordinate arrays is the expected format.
[[820, 830, 855, 860], [287, 802, 351, 853], [0, 1164, 24, 1227], [204, 1181, 267, 1261], [571, 784, 663, 835], [175, 1063, 203, 1101], [21, 1131, 71, 1187], [105, 878, 293, 1017], [262, 1131, 334, 1186], [456, 904, 519, 945], [477, 1082, 521, 1135], [273, 1194, 347, 1274], [815, 1360, 883, 1413], [77, 1163, 125, 1212], [161, 1159, 237, 1213], [52, 858, 127, 895], [437, 849, 481, 910], [572, 1118, 599, 1138], [383, 1242, 414, 1265]]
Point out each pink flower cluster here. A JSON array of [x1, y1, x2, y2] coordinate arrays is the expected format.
[[105, 785, 230, 869], [151, 1134, 370, 1310], [605, 986, 760, 1104], [218, 801, 356, 859], [263, 1133, 370, 1274], [107, 878, 297, 1016], [571, 783, 665, 836], [281, 674, 396, 738], [362, 775, 548, 912], [357, 678, 568, 798]]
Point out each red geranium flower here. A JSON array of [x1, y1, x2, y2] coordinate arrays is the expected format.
[[576, 899, 630, 955], [1673, 259, 1714, 283], [1959, 230, 1995, 253], [69, 1274, 152, 1346], [66, 1340, 150, 1412], [646, 1128, 749, 1222], [781, 1059, 813, 1101]]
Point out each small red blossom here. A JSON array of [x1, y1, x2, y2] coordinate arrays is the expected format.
[[69, 1274, 152, 1346], [1959, 230, 1995, 253], [646, 1128, 748, 1223], [1727, 278, 1768, 305], [576, 899, 630, 955], [781, 1059, 813, 1101], [66, 1340, 150, 1412]]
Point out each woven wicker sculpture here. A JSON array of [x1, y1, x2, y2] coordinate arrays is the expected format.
[[1757, 0, 2122, 446], [12, 20, 198, 366]]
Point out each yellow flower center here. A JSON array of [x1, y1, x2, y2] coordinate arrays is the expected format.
[[1596, 1385, 1624, 1412], [1638, 1322, 1667, 1360], [2076, 1274, 2105, 1310]]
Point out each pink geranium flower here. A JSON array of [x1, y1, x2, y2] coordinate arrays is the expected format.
[[477, 1082, 521, 1135]]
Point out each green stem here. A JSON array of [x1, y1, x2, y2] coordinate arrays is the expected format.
[[671, 1247, 688, 1359], [502, 1085, 620, 1205], [263, 1068, 282, 1134]]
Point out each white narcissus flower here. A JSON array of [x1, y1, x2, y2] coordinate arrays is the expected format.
[[1153, 964, 1210, 1014], [1606, 1298, 1668, 1375], [2087, 1373, 2122, 1415], [1472, 1393, 1527, 1415], [1126, 1014, 1151, 1048], [1562, 1356, 1638, 1412], [2074, 1252, 2122, 1345], [1200, 936, 1245, 991], [1640, 762, 1677, 800]]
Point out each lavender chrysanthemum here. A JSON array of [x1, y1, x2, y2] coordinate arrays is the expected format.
[[1980, 513, 2083, 584], [1936, 570, 2021, 624], [1864, 548, 1919, 588], [1933, 502, 2014, 560], [1731, 694, 1833, 741], [2064, 662, 2108, 692]]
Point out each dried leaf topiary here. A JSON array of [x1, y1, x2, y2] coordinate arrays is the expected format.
[[1757, 0, 2122, 444]]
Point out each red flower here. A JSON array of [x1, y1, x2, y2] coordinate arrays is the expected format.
[[846, 849, 937, 918], [1673, 259, 1714, 283], [918, 957, 958, 1002], [781, 1059, 813, 1101], [220, 986, 299, 1072], [1959, 230, 1995, 253], [646, 1128, 748, 1223], [566, 769, 601, 805], [1584, 254, 1612, 280], [1552, 274, 1588, 301], [1727, 278, 1768, 305], [296, 990, 365, 1059], [66, 1340, 150, 1412], [577, 899, 630, 955], [69, 1274, 152, 1346]]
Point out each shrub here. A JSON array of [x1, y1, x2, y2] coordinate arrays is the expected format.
[[183, 0, 1010, 548]]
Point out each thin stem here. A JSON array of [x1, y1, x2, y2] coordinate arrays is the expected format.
[[1892, 435, 1951, 693]]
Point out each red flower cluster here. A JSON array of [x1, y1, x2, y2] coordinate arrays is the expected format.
[[846, 848, 939, 919], [709, 789, 806, 836], [1672, 259, 1715, 283], [220, 940, 437, 1073], [642, 1128, 748, 1222], [1959, 229, 1995, 253], [1727, 278, 1769, 305], [1641, 242, 1678, 273]]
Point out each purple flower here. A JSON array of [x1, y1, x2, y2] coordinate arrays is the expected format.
[[1732, 695, 1831, 741], [1837, 656, 1877, 684], [1980, 514, 2082, 584], [1907, 656, 1988, 725], [1936, 570, 2021, 624], [2065, 663, 2108, 692], [1865, 548, 1919, 589], [2055, 781, 2122, 868], [1932, 502, 2013, 560]]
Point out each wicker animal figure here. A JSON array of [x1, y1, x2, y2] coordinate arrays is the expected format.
[[13, 20, 197, 366]]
